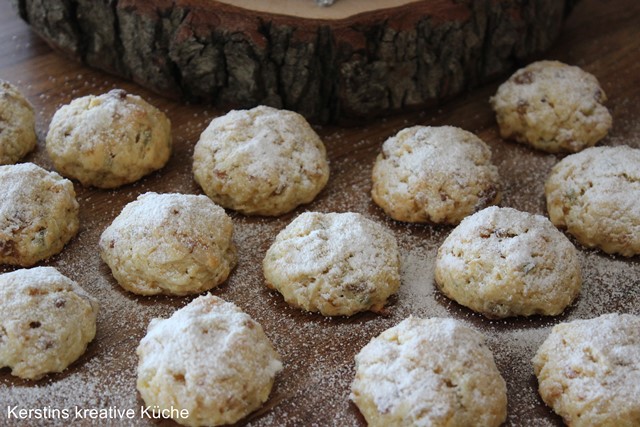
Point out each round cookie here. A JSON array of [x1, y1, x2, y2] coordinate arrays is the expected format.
[[0, 267, 99, 380], [533, 313, 640, 427], [0, 163, 79, 266], [99, 192, 237, 296], [435, 206, 582, 318], [136, 294, 282, 427], [490, 60, 612, 153], [371, 125, 500, 224], [263, 211, 400, 316], [193, 105, 330, 216], [545, 145, 640, 257], [350, 317, 507, 427], [46, 89, 172, 188], [0, 80, 36, 165]]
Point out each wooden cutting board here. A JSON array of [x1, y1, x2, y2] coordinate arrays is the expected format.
[[1, 0, 639, 426]]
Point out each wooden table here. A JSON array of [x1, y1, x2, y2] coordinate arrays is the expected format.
[[1, 0, 639, 426]]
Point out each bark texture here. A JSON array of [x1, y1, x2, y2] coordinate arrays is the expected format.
[[13, 0, 581, 123]]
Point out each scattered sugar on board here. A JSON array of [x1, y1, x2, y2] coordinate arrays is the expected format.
[[0, 187, 185, 426], [1, 94, 639, 427]]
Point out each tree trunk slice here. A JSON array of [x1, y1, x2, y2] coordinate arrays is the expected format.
[[12, 0, 580, 123], [216, 0, 420, 20]]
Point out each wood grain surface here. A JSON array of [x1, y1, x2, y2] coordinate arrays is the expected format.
[[13, 0, 578, 122], [1, 0, 639, 426]]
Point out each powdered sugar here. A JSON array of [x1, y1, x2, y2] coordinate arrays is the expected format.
[[545, 145, 640, 256], [0, 162, 79, 266], [532, 313, 640, 424], [48, 90, 153, 154], [193, 106, 330, 215], [490, 60, 612, 153], [547, 145, 640, 209], [263, 211, 400, 316], [136, 295, 283, 426], [351, 317, 507, 426], [0, 75, 638, 427], [0, 163, 74, 234], [269, 212, 396, 280], [435, 206, 582, 318]]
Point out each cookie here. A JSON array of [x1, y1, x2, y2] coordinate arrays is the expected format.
[[350, 317, 507, 427], [545, 145, 640, 257], [263, 211, 400, 316], [99, 192, 237, 296], [490, 60, 612, 153], [0, 163, 79, 266], [0, 80, 36, 165], [193, 105, 330, 216], [533, 313, 640, 427], [136, 294, 282, 427], [371, 125, 500, 224], [0, 267, 99, 380], [46, 89, 171, 188], [435, 206, 582, 318]]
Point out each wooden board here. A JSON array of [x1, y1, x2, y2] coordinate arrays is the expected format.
[[1, 0, 639, 426], [13, 0, 579, 123]]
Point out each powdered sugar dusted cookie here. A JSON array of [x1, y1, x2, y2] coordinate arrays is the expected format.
[[435, 206, 581, 318], [0, 80, 36, 165], [490, 60, 612, 153], [263, 212, 400, 316], [99, 192, 237, 296], [193, 106, 330, 216], [351, 317, 507, 427], [136, 294, 282, 427], [0, 267, 99, 380], [545, 145, 640, 257], [533, 313, 640, 427], [372, 126, 500, 224], [46, 89, 172, 188], [0, 163, 79, 266]]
